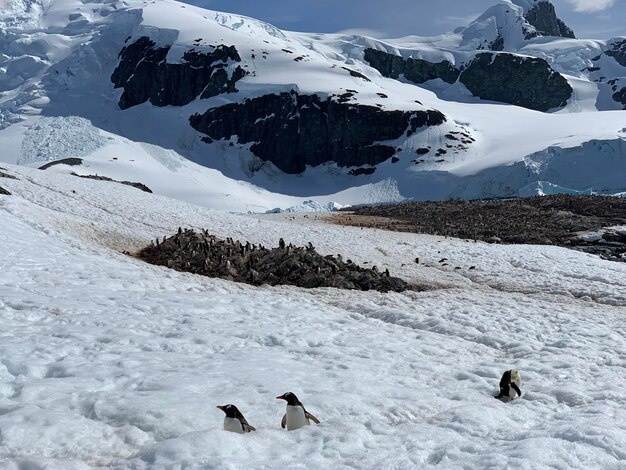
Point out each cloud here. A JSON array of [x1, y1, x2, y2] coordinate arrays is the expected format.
[[565, 0, 616, 12]]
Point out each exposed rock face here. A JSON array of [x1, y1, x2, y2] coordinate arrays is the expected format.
[[71, 173, 152, 193], [488, 35, 505, 52], [190, 91, 446, 174], [39, 157, 83, 170], [111, 37, 246, 109], [0, 186, 10, 195], [613, 87, 626, 109], [459, 53, 572, 111], [364, 48, 459, 84], [0, 170, 18, 180], [523, 1, 575, 39], [138, 229, 414, 292], [364, 49, 571, 111], [605, 39, 626, 67]]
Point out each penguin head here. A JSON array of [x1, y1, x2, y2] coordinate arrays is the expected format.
[[511, 369, 521, 384], [216, 404, 238, 418], [276, 392, 299, 406]]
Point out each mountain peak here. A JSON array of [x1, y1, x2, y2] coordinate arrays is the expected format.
[[522, 0, 576, 38], [460, 0, 575, 51]]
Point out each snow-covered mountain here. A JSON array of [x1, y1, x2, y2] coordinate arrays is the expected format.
[[1, 0, 626, 210]]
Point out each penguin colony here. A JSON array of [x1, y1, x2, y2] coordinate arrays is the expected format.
[[217, 374, 520, 434], [138, 229, 413, 292], [340, 194, 626, 262]]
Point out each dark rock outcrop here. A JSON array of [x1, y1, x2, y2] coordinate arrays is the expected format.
[[459, 52, 572, 111], [613, 87, 626, 109], [111, 36, 246, 109], [605, 39, 626, 67], [524, 1, 575, 39], [71, 173, 152, 193], [0, 186, 10, 195], [0, 170, 18, 180], [488, 35, 505, 52], [138, 230, 415, 292], [364, 48, 459, 85], [39, 157, 83, 170], [190, 91, 446, 174]]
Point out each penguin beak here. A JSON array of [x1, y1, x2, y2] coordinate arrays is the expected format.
[[216, 405, 226, 411], [276, 395, 286, 400]]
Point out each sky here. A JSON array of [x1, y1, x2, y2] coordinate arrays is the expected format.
[[185, 0, 625, 40]]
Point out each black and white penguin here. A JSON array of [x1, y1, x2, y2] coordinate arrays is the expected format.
[[276, 392, 320, 431], [495, 369, 522, 400], [216, 404, 256, 433]]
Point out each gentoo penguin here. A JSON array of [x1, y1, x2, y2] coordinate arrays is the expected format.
[[495, 369, 522, 400], [276, 392, 320, 431], [216, 404, 256, 433]]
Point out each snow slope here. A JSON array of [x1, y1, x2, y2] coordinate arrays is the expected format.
[[0, 0, 625, 208], [1, 163, 626, 468]]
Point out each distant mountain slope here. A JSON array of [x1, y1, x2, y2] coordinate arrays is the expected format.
[[0, 0, 625, 209]]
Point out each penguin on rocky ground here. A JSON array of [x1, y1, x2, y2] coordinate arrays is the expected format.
[[216, 404, 256, 433], [495, 369, 522, 400], [276, 392, 320, 430]]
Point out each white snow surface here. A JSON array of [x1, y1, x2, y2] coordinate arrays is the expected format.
[[1, 163, 626, 468]]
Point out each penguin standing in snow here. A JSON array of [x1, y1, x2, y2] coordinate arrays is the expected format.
[[276, 392, 320, 431], [216, 404, 256, 433], [495, 369, 522, 400]]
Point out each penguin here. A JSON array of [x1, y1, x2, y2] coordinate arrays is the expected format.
[[495, 369, 522, 400], [216, 404, 256, 433], [276, 392, 320, 431]]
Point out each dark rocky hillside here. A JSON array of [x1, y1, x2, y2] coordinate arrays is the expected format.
[[111, 37, 246, 109], [190, 90, 446, 174], [365, 49, 572, 112], [332, 195, 626, 262], [138, 229, 414, 292], [364, 48, 459, 84], [459, 53, 572, 111]]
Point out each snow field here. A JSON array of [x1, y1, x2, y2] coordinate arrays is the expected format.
[[1, 166, 626, 468]]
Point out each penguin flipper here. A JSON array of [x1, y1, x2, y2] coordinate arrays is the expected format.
[[242, 423, 256, 432], [281, 414, 287, 429], [511, 383, 522, 397], [305, 412, 320, 424]]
